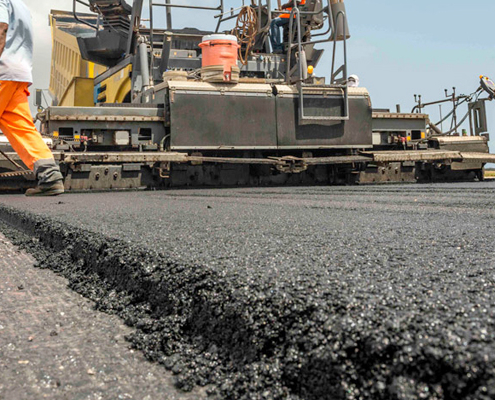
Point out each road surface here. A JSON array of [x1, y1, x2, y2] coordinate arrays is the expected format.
[[1, 183, 495, 400]]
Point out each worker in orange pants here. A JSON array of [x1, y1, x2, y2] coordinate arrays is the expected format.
[[0, 0, 64, 196]]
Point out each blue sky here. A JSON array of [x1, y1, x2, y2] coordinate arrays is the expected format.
[[28, 0, 495, 150], [345, 0, 494, 118]]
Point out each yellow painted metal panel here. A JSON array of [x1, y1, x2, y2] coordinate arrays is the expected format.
[[98, 65, 133, 103], [49, 11, 132, 106], [49, 11, 107, 106], [58, 78, 95, 107]]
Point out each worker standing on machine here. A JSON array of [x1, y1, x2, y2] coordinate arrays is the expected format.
[[0, 0, 64, 196], [348, 74, 360, 87], [270, 0, 306, 53]]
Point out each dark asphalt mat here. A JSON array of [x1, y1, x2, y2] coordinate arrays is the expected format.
[[0, 183, 495, 399], [0, 228, 207, 400]]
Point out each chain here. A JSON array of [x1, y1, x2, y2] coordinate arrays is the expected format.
[[0, 149, 33, 178], [0, 170, 33, 178]]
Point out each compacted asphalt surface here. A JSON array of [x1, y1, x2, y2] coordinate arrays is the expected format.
[[1, 183, 495, 400]]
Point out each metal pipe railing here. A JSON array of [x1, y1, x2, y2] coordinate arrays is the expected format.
[[284, 0, 336, 58], [147, 0, 225, 85], [165, 0, 172, 29], [215, 1, 272, 34], [72, 0, 98, 30], [259, 0, 273, 33], [151, 0, 224, 31], [149, 0, 154, 82], [287, 3, 349, 124], [151, 3, 222, 11], [215, 4, 247, 18], [330, 10, 348, 84]]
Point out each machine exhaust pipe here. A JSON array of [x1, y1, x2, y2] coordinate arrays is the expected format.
[[300, 49, 308, 80], [138, 36, 151, 91]]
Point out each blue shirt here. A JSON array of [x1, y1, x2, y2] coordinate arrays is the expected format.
[[0, 0, 34, 83]]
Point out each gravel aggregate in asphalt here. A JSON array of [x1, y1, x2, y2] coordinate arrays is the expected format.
[[0, 225, 207, 400], [1, 183, 495, 399]]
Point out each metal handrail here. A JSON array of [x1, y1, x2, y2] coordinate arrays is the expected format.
[[286, 6, 302, 84], [150, 3, 222, 11], [284, 1, 347, 84], [284, 0, 334, 67], [330, 10, 348, 85], [149, 0, 154, 83], [147, 0, 225, 85], [215, 4, 248, 18], [286, 4, 349, 124], [149, 0, 225, 34], [258, 0, 273, 33], [215, 1, 272, 34], [72, 0, 99, 30]]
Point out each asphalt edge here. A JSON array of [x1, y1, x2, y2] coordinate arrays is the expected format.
[[1, 205, 494, 400], [0, 205, 296, 399]]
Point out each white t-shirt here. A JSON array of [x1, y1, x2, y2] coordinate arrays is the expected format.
[[0, 0, 34, 83]]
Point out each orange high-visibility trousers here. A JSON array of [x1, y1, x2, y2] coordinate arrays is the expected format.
[[0, 80, 54, 171]]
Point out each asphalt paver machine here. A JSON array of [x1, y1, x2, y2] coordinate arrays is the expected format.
[[1, 0, 494, 190]]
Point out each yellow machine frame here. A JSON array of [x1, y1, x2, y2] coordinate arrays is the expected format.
[[49, 10, 131, 107]]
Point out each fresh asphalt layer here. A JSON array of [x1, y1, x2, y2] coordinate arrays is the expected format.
[[1, 183, 495, 399], [0, 229, 207, 400]]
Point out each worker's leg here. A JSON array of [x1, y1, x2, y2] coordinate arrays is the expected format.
[[270, 18, 280, 51], [270, 17, 289, 52], [0, 81, 63, 184]]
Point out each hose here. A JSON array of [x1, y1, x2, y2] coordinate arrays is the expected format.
[[427, 89, 482, 136], [433, 96, 470, 126], [430, 108, 471, 136], [234, 6, 258, 65]]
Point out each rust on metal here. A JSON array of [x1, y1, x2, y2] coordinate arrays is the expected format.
[[459, 152, 495, 163], [61, 152, 374, 168], [0, 170, 34, 178], [50, 115, 165, 122], [366, 150, 463, 163], [372, 112, 428, 120]]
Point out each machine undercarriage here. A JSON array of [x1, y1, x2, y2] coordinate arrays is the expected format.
[[0, 0, 494, 191]]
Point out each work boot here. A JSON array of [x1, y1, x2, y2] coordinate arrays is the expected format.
[[25, 180, 65, 197], [26, 158, 65, 196]]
